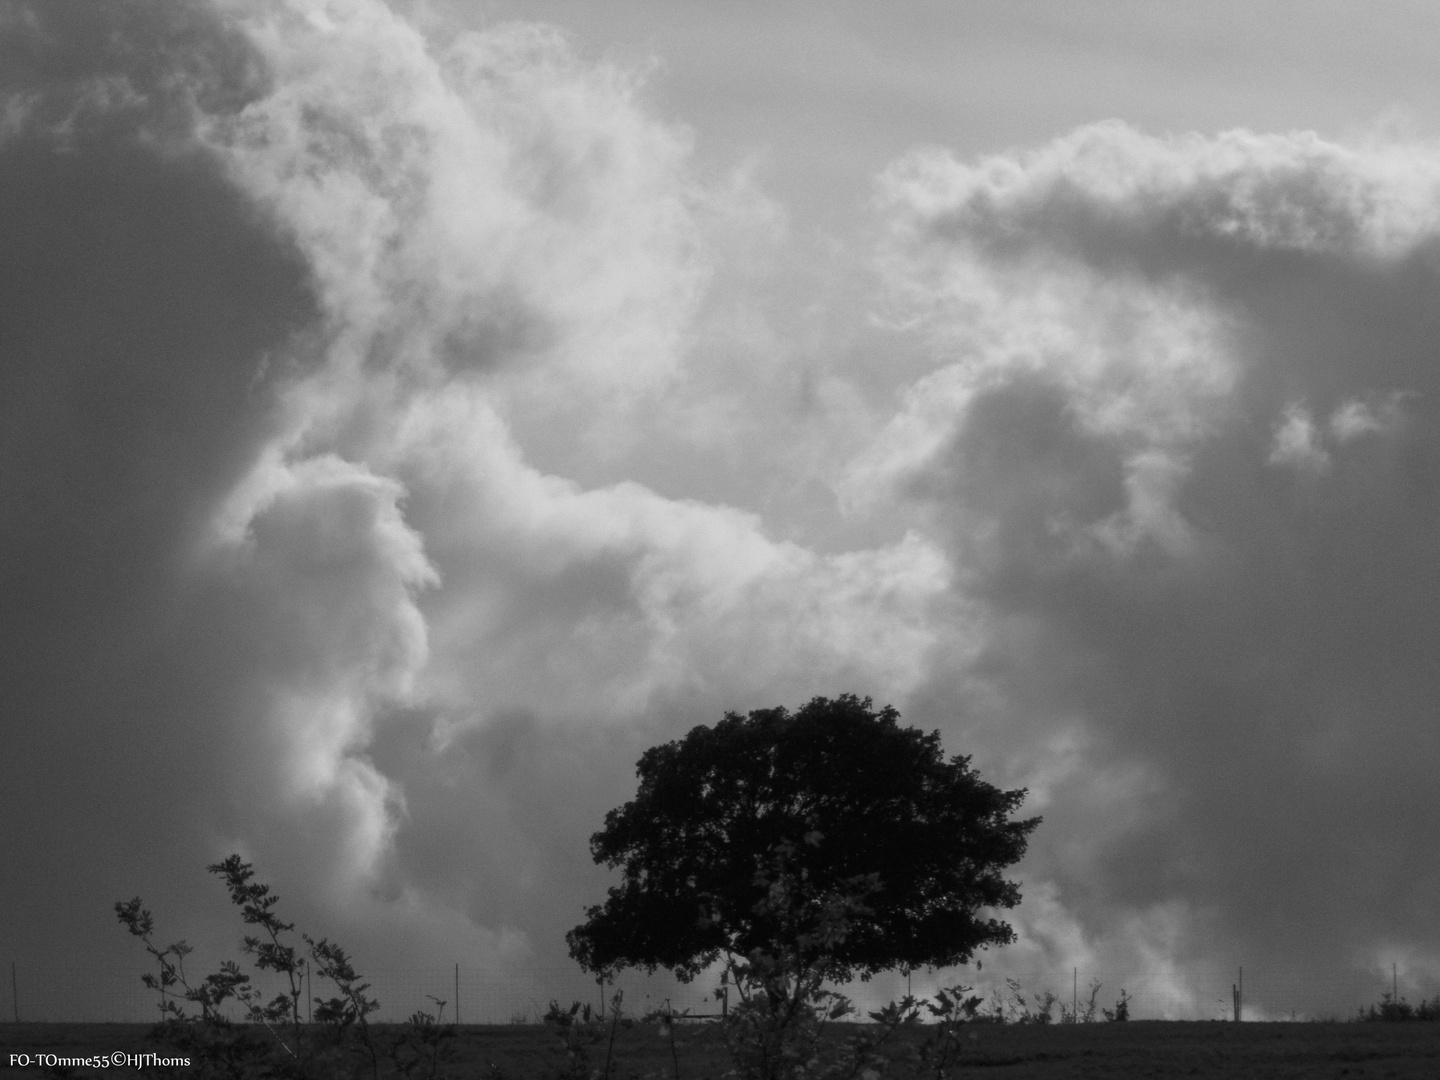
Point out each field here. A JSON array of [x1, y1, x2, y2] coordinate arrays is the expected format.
[[3, 1020, 1439, 1079]]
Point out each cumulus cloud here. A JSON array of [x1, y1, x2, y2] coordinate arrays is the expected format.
[[7, 0, 1440, 1023], [870, 120, 1440, 1011], [0, 0, 947, 1014], [189, 0, 949, 904]]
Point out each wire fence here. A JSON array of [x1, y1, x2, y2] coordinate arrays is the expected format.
[[6, 960, 1433, 1026]]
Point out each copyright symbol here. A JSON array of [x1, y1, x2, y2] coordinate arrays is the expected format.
[[111, 1051, 127, 1066]]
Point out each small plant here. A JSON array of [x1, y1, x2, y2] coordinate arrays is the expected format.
[[114, 898, 251, 1025], [602, 988, 624, 1080], [1057, 978, 1104, 1024], [981, 977, 1059, 1024], [1028, 990, 1058, 1025], [904, 985, 984, 1080], [117, 855, 383, 1079], [545, 999, 596, 1025], [1356, 991, 1440, 1022], [114, 897, 269, 1078], [1081, 978, 1103, 1023], [828, 995, 920, 1080], [307, 934, 382, 1078], [544, 991, 621, 1080], [1103, 988, 1131, 1021], [711, 844, 879, 1080], [208, 854, 308, 1061], [388, 997, 456, 1080], [642, 1000, 690, 1080]]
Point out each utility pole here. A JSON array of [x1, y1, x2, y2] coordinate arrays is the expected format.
[[455, 963, 460, 1026], [11, 961, 17, 1023]]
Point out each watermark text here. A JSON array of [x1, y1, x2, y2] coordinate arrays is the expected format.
[[8, 1051, 191, 1069]]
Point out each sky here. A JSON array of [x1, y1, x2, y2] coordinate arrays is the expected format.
[[4, 0, 1440, 1021]]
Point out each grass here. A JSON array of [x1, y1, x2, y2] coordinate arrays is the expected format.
[[5, 1016, 1440, 1079]]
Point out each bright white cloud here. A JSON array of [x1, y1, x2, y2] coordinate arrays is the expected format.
[[183, 0, 952, 943]]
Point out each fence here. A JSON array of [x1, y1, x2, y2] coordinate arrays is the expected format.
[[6, 960, 1432, 1025]]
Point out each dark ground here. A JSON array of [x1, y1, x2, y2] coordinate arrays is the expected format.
[[2, 1019, 1438, 1078]]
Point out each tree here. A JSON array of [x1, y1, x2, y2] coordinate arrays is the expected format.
[[566, 694, 1040, 989]]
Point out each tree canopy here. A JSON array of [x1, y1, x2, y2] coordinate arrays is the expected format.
[[567, 694, 1041, 984]]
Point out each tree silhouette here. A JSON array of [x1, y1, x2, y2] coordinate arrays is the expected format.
[[567, 694, 1040, 988]]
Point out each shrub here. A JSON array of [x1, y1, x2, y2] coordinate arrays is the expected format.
[[1102, 989, 1130, 1022], [1356, 991, 1440, 1022], [1058, 978, 1104, 1024], [388, 998, 457, 1080], [116, 855, 402, 1079], [542, 989, 625, 1080]]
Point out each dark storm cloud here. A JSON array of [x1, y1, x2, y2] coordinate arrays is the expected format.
[[20, 0, 1438, 1024], [872, 123, 1440, 1010], [0, 0, 947, 1013], [0, 0, 318, 987]]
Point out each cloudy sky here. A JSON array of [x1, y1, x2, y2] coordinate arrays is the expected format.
[[5, 0, 1440, 1021]]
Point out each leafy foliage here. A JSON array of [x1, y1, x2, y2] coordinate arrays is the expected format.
[[716, 889, 987, 1080], [1356, 991, 1440, 1022], [115, 855, 421, 1079], [115, 897, 250, 1026], [541, 989, 625, 1080], [1102, 988, 1130, 1022], [388, 997, 457, 1080], [207, 854, 309, 1060], [1056, 977, 1104, 1024], [712, 854, 864, 1080], [568, 694, 1040, 984]]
